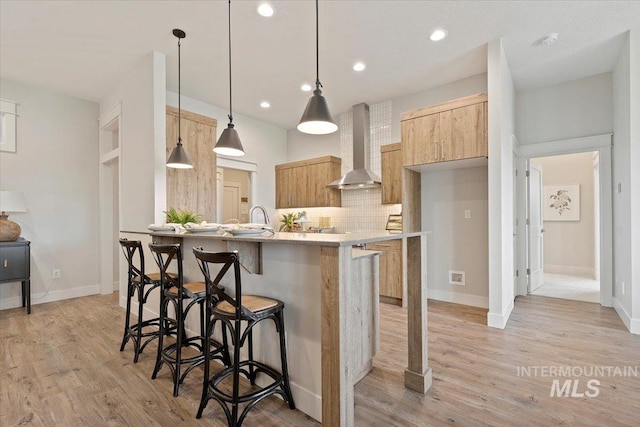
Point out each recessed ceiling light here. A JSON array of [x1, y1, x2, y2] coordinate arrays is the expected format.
[[430, 28, 447, 42], [260, 101, 271, 108], [353, 62, 366, 72], [301, 83, 312, 92], [257, 3, 274, 17]]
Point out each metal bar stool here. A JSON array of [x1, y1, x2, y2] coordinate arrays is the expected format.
[[149, 243, 229, 397], [193, 248, 295, 426], [118, 238, 177, 363]]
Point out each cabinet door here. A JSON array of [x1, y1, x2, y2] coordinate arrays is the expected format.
[[401, 114, 439, 166], [275, 168, 293, 208], [381, 145, 402, 205], [0, 243, 29, 281], [451, 103, 486, 160], [368, 240, 402, 300], [308, 162, 341, 207]]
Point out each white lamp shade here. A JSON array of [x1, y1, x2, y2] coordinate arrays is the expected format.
[[0, 191, 27, 213]]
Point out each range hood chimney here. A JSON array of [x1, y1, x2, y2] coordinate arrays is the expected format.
[[327, 103, 382, 190]]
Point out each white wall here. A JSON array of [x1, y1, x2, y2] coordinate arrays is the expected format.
[[166, 90, 287, 225], [612, 29, 640, 334], [487, 39, 516, 328], [421, 167, 489, 308], [630, 29, 640, 333], [100, 51, 167, 230], [535, 152, 596, 277], [286, 126, 340, 163], [516, 73, 613, 145], [0, 79, 100, 309]]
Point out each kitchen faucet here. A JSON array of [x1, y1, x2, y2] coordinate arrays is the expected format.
[[249, 205, 270, 225]]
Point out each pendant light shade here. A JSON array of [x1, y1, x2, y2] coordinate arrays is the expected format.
[[214, 0, 245, 157], [297, 0, 337, 135], [167, 28, 193, 169], [166, 142, 193, 168]]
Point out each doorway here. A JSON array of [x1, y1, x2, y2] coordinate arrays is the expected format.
[[215, 156, 258, 224], [98, 103, 121, 295], [527, 152, 600, 303], [516, 133, 612, 307]]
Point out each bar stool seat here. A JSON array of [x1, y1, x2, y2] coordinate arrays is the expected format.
[[149, 243, 229, 397], [215, 295, 278, 314], [119, 238, 178, 363], [193, 248, 295, 426]]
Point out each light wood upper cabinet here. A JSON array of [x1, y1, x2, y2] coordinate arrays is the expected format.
[[166, 106, 217, 221], [401, 93, 488, 167], [275, 156, 342, 209], [381, 142, 402, 205]]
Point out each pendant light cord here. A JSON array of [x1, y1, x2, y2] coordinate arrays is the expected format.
[[315, 0, 322, 90], [228, 0, 233, 124], [177, 36, 182, 144]]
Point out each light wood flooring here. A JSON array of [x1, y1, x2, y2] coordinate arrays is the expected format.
[[2, 293, 639, 426]]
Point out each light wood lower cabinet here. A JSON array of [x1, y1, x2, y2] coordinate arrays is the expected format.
[[275, 156, 341, 208], [381, 142, 402, 205], [401, 93, 487, 167], [367, 239, 402, 305]]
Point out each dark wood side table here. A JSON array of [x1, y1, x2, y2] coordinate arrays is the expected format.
[[0, 239, 31, 314]]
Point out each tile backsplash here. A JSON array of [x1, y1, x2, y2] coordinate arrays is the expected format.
[[277, 100, 401, 233]]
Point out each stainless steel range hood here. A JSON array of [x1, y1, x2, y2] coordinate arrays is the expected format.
[[327, 103, 382, 190]]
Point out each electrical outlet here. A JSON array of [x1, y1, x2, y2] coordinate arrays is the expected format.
[[52, 269, 61, 279], [464, 209, 471, 219]]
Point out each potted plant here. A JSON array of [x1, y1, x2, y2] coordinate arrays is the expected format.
[[164, 207, 203, 225]]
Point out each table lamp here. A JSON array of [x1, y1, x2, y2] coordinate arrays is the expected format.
[[0, 190, 27, 241]]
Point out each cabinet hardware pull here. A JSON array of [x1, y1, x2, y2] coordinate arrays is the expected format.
[[434, 141, 438, 160], [3, 260, 7, 268], [441, 140, 445, 160]]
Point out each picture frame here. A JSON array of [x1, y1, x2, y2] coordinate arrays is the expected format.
[[385, 214, 403, 232], [543, 184, 580, 221], [0, 99, 18, 153]]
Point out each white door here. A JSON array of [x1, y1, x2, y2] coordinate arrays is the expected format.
[[222, 182, 240, 222], [528, 162, 544, 292]]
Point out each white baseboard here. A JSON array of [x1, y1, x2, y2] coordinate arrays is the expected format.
[[427, 289, 489, 309], [545, 264, 596, 279], [612, 297, 639, 335], [0, 284, 101, 311], [487, 299, 514, 329]]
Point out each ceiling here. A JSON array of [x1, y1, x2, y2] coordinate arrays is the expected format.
[[1, 1, 638, 130]]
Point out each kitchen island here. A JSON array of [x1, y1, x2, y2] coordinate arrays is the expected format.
[[120, 230, 431, 426]]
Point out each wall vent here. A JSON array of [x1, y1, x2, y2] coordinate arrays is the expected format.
[[449, 270, 465, 286]]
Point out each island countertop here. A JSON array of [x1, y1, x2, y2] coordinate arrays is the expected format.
[[121, 229, 428, 247]]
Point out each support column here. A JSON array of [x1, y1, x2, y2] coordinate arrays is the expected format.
[[404, 235, 432, 392]]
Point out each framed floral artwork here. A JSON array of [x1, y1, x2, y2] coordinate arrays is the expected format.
[[543, 184, 580, 221]]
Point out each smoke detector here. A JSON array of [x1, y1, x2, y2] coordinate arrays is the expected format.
[[542, 33, 559, 45]]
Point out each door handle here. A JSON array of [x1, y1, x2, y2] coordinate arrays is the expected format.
[[541, 229, 546, 233]]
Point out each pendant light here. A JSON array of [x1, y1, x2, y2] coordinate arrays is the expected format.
[[214, 0, 245, 157], [167, 28, 193, 169], [297, 0, 338, 135]]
